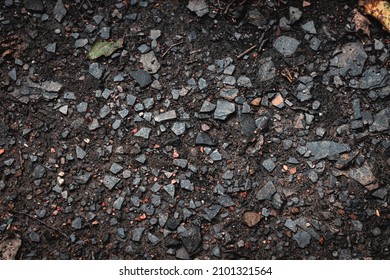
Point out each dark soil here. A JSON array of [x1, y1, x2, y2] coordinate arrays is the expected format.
[[0, 0, 389, 260]]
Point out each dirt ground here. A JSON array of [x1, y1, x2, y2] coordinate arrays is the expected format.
[[0, 0, 389, 260]]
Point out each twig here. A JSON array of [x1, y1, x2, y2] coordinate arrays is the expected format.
[[11, 210, 68, 239], [236, 45, 257, 59], [161, 40, 185, 58]]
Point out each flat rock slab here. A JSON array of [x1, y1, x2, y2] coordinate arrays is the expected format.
[[103, 175, 120, 190], [306, 141, 351, 160], [273, 36, 300, 57], [256, 181, 276, 201], [154, 110, 177, 122], [214, 100, 235, 120], [333, 163, 376, 187], [328, 42, 367, 77]]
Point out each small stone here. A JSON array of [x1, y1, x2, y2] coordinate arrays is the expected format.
[[284, 218, 297, 232], [134, 127, 151, 139], [301, 20, 317, 34], [218, 195, 234, 207], [210, 150, 222, 161], [25, 0, 44, 12], [88, 118, 100, 130], [154, 110, 177, 122], [370, 108, 390, 132], [181, 225, 202, 254], [53, 0, 67, 22], [258, 58, 277, 82], [163, 184, 175, 197], [180, 180, 194, 191], [110, 163, 123, 174], [187, 0, 209, 17], [117, 228, 126, 239], [176, 246, 190, 259], [200, 100, 216, 113], [371, 188, 387, 200], [75, 172, 91, 184], [273, 36, 300, 57], [271, 93, 284, 108], [256, 181, 276, 201], [171, 122, 186, 135], [132, 227, 145, 242], [45, 42, 56, 53], [103, 175, 120, 190], [113, 197, 125, 210], [58, 105, 68, 115], [29, 231, 40, 243], [130, 69, 152, 88], [214, 100, 235, 120], [237, 76, 252, 88], [32, 164, 46, 179], [262, 158, 276, 172], [173, 159, 188, 168], [307, 170, 318, 183], [198, 78, 207, 90], [148, 233, 160, 245], [99, 27, 110, 39], [89, 62, 104, 79], [289, 6, 302, 24], [293, 230, 311, 248], [372, 227, 381, 236], [76, 146, 86, 159], [212, 246, 221, 257], [306, 141, 351, 160], [346, 163, 376, 186], [195, 132, 216, 146], [223, 76, 236, 86], [135, 154, 147, 164], [242, 212, 262, 227], [140, 51, 160, 74], [255, 114, 270, 131], [315, 127, 326, 137], [203, 204, 221, 221], [71, 217, 82, 229]]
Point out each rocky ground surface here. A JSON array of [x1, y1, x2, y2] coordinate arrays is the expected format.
[[0, 0, 389, 260]]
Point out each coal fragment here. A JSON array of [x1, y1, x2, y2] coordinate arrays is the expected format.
[[195, 132, 216, 146], [130, 69, 152, 88], [181, 225, 202, 254], [256, 181, 276, 201]]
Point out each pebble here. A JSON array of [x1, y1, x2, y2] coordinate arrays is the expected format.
[[306, 141, 351, 160], [180, 180, 194, 191], [258, 58, 277, 82], [171, 122, 186, 135], [46, 42, 56, 53], [163, 184, 175, 197], [203, 204, 221, 221], [181, 225, 202, 253], [134, 127, 151, 139], [53, 0, 67, 23], [131, 227, 145, 242], [262, 158, 276, 172], [117, 228, 126, 239], [293, 230, 311, 248], [59, 105, 68, 115], [75, 172, 91, 184], [256, 181, 276, 201], [328, 42, 367, 77], [210, 150, 222, 161], [113, 197, 125, 210], [110, 163, 123, 174], [271, 93, 284, 108], [255, 114, 270, 131], [76, 146, 86, 159], [370, 108, 390, 132], [88, 118, 100, 130], [103, 175, 121, 190], [176, 246, 190, 259], [218, 195, 234, 207], [273, 36, 300, 57], [130, 69, 152, 88], [289, 6, 302, 24], [71, 217, 82, 229], [89, 63, 104, 79], [301, 21, 317, 34], [187, 0, 209, 17], [154, 110, 177, 122], [214, 100, 235, 120], [195, 132, 216, 146], [242, 212, 262, 228], [140, 51, 160, 74], [284, 218, 297, 232], [32, 164, 46, 179], [148, 233, 160, 245], [237, 76, 252, 88]]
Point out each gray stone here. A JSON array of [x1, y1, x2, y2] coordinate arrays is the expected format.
[[164, 184, 175, 197], [93, 15, 104, 24], [352, 98, 362, 119], [309, 37, 321, 51], [218, 195, 234, 207], [89, 62, 103, 79], [134, 127, 151, 139], [200, 100, 216, 113], [58, 105, 68, 115], [273, 36, 300, 57], [279, 16, 291, 31], [293, 230, 311, 248], [103, 175, 120, 190], [99, 27, 110, 39], [307, 170, 318, 183], [8, 68, 17, 81], [173, 159, 188, 168], [256, 181, 276, 201], [223, 76, 236, 86], [328, 42, 367, 77], [148, 233, 160, 245], [246, 8, 267, 28], [75, 39, 88, 49], [71, 217, 82, 229], [176, 247, 190, 259], [289, 6, 302, 24], [171, 122, 186, 135], [88, 118, 100, 130], [130, 69, 152, 88], [284, 218, 297, 232], [255, 114, 270, 131], [35, 209, 46, 218], [45, 42, 56, 53], [154, 110, 177, 122], [113, 197, 125, 210], [117, 228, 126, 239], [240, 114, 256, 137], [32, 164, 46, 179], [306, 141, 351, 160], [371, 188, 388, 200], [346, 163, 376, 186], [258, 58, 277, 82], [187, 0, 209, 17], [222, 170, 234, 180], [370, 108, 390, 132], [140, 51, 160, 74], [53, 0, 67, 22], [212, 246, 221, 257], [272, 193, 285, 210], [352, 220, 363, 232], [131, 227, 145, 242], [214, 100, 235, 120], [301, 21, 317, 34], [237, 76, 252, 88], [180, 180, 194, 191], [203, 204, 221, 221], [181, 226, 202, 253], [262, 158, 276, 172], [198, 78, 207, 90], [210, 150, 222, 161], [353, 67, 389, 90], [76, 146, 86, 159], [25, 0, 44, 12], [29, 231, 40, 243], [99, 105, 110, 118], [195, 132, 216, 146], [28, 80, 63, 92], [135, 154, 146, 164], [75, 172, 91, 184], [112, 119, 121, 130], [110, 163, 123, 174]]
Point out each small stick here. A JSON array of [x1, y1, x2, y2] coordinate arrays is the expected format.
[[11, 210, 68, 239], [161, 40, 185, 58], [236, 45, 257, 59]]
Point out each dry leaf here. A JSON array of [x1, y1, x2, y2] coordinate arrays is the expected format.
[[364, 0, 390, 32], [87, 38, 124, 60], [352, 9, 372, 37]]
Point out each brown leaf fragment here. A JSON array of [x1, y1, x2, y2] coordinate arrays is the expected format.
[[364, 0, 390, 32], [352, 9, 372, 37]]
